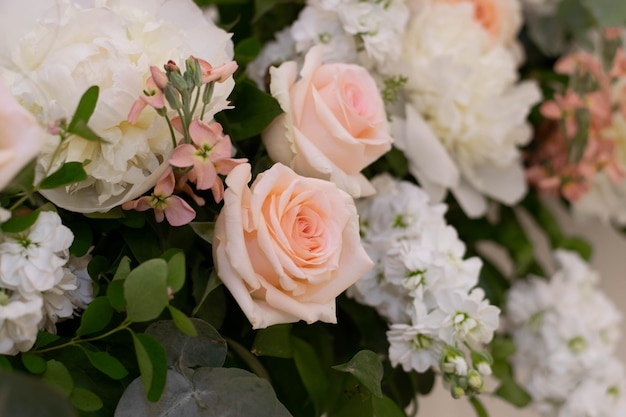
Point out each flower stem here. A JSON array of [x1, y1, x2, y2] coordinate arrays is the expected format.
[[33, 319, 132, 354]]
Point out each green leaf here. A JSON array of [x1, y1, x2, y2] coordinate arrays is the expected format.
[[292, 337, 328, 415], [84, 349, 128, 380], [495, 378, 532, 407], [68, 119, 104, 142], [168, 305, 197, 336], [124, 259, 169, 322], [76, 296, 114, 337], [107, 280, 126, 311], [469, 396, 489, 417], [234, 37, 262, 65], [252, 324, 293, 358], [371, 395, 406, 417], [132, 332, 168, 403], [192, 269, 223, 317], [22, 352, 47, 374], [70, 387, 103, 412], [123, 230, 162, 263], [253, 0, 293, 22], [190, 222, 215, 245], [557, 0, 595, 44], [332, 350, 383, 398], [115, 368, 292, 417], [39, 162, 88, 189], [491, 336, 517, 359], [113, 256, 132, 281], [146, 319, 227, 368], [162, 250, 186, 293], [34, 331, 61, 349], [1, 210, 40, 233], [42, 360, 74, 396], [558, 236, 593, 261], [581, 0, 626, 27], [0, 371, 76, 416], [68, 220, 93, 257], [0, 356, 12, 371], [68, 86, 99, 132], [215, 79, 283, 141]]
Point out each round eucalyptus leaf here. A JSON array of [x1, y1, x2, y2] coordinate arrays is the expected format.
[[114, 368, 292, 417], [145, 319, 226, 368]]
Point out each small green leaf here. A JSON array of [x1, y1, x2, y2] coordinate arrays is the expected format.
[[68, 86, 99, 132], [76, 297, 113, 337], [558, 236, 593, 261], [292, 337, 328, 415], [107, 280, 126, 311], [42, 360, 74, 397], [495, 378, 532, 407], [22, 352, 47, 374], [70, 387, 103, 412], [0, 356, 12, 371], [124, 259, 169, 322], [215, 79, 283, 141], [491, 336, 517, 359], [131, 332, 168, 402], [162, 250, 185, 293], [371, 395, 406, 417], [113, 256, 132, 281], [167, 305, 197, 336], [68, 119, 104, 142], [34, 331, 61, 349], [252, 324, 293, 358], [39, 162, 88, 189], [190, 221, 215, 245], [1, 210, 40, 233], [192, 269, 222, 317], [234, 37, 262, 65], [332, 350, 383, 398], [84, 350, 128, 380], [68, 221, 93, 257]]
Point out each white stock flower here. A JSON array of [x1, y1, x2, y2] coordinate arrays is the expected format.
[[395, 3, 540, 217], [247, 27, 297, 89], [1, 0, 235, 213], [507, 250, 626, 417], [0, 211, 73, 294], [388, 323, 444, 372], [0, 293, 43, 355], [40, 269, 78, 333]]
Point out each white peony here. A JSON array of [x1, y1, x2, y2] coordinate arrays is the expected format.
[[395, 3, 540, 217], [0, 0, 235, 212]]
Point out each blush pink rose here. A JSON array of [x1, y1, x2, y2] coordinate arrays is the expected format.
[[262, 45, 392, 198], [213, 162, 374, 329], [0, 76, 47, 191]]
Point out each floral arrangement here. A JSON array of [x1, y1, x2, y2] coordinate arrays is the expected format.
[[1, 0, 626, 416]]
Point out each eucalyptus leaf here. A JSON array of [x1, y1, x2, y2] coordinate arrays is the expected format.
[[332, 350, 383, 398], [70, 387, 103, 412], [162, 250, 186, 293], [115, 368, 292, 417], [252, 324, 293, 358], [145, 319, 226, 368], [76, 296, 113, 337], [42, 360, 74, 396], [83, 350, 128, 380], [124, 259, 169, 322], [371, 395, 405, 417], [39, 162, 88, 190], [0, 371, 76, 417], [190, 222, 215, 245], [132, 332, 168, 402], [292, 337, 328, 415]]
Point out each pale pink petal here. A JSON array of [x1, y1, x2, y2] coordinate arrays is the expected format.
[[169, 144, 196, 168], [154, 167, 175, 196], [127, 99, 147, 124], [163, 196, 196, 226]]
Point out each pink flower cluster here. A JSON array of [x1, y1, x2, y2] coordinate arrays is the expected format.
[[527, 35, 626, 202], [122, 58, 244, 226]]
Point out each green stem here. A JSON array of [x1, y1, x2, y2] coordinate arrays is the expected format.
[[190, 86, 202, 118], [33, 319, 132, 354], [164, 114, 177, 148]]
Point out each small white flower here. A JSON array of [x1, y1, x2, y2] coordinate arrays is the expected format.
[[388, 323, 444, 373], [0, 292, 43, 355]]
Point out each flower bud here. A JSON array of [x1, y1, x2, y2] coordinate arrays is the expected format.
[[451, 384, 465, 399], [163, 85, 182, 110], [164, 60, 181, 73], [186, 56, 203, 87], [468, 369, 483, 391], [150, 66, 169, 90], [168, 71, 188, 96]]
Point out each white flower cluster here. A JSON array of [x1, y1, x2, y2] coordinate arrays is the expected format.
[[349, 174, 500, 397], [0, 211, 93, 355], [507, 250, 626, 417], [393, 2, 541, 218], [248, 0, 408, 86]]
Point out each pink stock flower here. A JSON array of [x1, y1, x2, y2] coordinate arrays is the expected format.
[[169, 120, 246, 202], [196, 58, 238, 84], [127, 66, 167, 124], [122, 168, 195, 226]]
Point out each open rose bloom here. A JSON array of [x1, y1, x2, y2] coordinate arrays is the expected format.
[[263, 46, 393, 198], [213, 163, 373, 329]]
